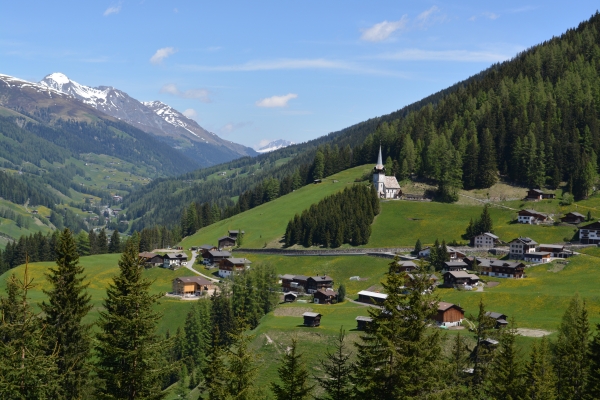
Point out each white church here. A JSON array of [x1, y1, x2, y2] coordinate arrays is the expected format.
[[373, 146, 401, 199]]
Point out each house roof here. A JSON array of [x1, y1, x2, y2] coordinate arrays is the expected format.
[[510, 237, 538, 245], [480, 232, 500, 240], [580, 221, 600, 230], [526, 252, 551, 257], [294, 275, 309, 281], [356, 316, 373, 322], [438, 302, 463, 312], [398, 261, 417, 268], [309, 275, 333, 282], [228, 230, 245, 234], [384, 176, 401, 189], [218, 236, 236, 241], [207, 250, 231, 258], [199, 244, 216, 250], [280, 274, 296, 280], [224, 257, 252, 265], [489, 260, 525, 269], [175, 276, 213, 286], [485, 311, 507, 320], [283, 292, 298, 298], [444, 271, 480, 280], [163, 253, 187, 259], [303, 312, 321, 318], [444, 261, 468, 267], [316, 288, 338, 296], [139, 252, 157, 258], [565, 212, 585, 218], [519, 209, 548, 218], [539, 244, 565, 250], [529, 189, 544, 194], [357, 290, 388, 300]]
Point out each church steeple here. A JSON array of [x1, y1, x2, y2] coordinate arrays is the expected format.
[[374, 145, 384, 172]]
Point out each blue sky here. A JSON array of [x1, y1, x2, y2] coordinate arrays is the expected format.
[[1, 1, 598, 149]]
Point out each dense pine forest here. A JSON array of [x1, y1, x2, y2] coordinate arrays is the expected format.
[[284, 184, 380, 247]]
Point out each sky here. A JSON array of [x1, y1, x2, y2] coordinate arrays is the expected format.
[[1, 1, 599, 150]]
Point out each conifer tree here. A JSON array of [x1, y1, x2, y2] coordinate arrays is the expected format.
[[337, 284, 346, 302], [448, 332, 470, 396], [184, 300, 210, 371], [108, 229, 121, 253], [271, 338, 314, 400], [314, 328, 353, 400], [487, 319, 525, 399], [225, 330, 260, 400], [76, 230, 90, 256], [526, 337, 556, 400], [41, 228, 92, 399], [414, 238, 422, 254], [479, 204, 494, 233], [477, 128, 498, 188], [97, 228, 108, 254], [88, 229, 98, 255], [0, 267, 60, 398], [203, 326, 227, 400], [94, 239, 169, 399], [471, 299, 497, 389], [313, 150, 325, 180], [554, 294, 590, 400]]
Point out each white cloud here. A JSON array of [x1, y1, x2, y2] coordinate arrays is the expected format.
[[150, 47, 177, 65], [417, 6, 440, 24], [103, 5, 121, 16], [257, 139, 271, 148], [256, 93, 298, 108], [375, 49, 511, 63], [360, 16, 408, 42], [160, 83, 211, 103], [183, 109, 197, 119]]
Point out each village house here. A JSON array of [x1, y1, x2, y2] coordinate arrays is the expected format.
[[405, 273, 439, 291], [485, 311, 509, 328], [172, 276, 215, 296], [355, 316, 373, 331], [579, 221, 600, 244], [313, 288, 338, 304], [442, 260, 469, 272], [162, 253, 188, 269], [526, 189, 556, 201], [471, 232, 501, 248], [198, 244, 217, 254], [306, 275, 334, 294], [517, 209, 550, 224], [523, 252, 552, 263], [373, 146, 401, 199], [434, 302, 465, 327], [228, 230, 245, 240], [442, 271, 480, 287], [283, 292, 297, 302], [509, 237, 538, 259], [483, 260, 526, 278], [203, 250, 231, 265], [538, 244, 573, 258], [280, 275, 310, 293], [138, 252, 164, 268], [303, 312, 322, 327], [418, 246, 466, 260], [357, 290, 388, 305], [218, 257, 252, 278], [396, 260, 418, 272], [560, 212, 586, 224], [218, 236, 236, 249]]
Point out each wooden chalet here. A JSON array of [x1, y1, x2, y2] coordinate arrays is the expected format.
[[517, 209, 550, 224], [560, 212, 586, 224], [314, 288, 338, 304], [172, 276, 215, 296], [218, 236, 236, 249], [162, 253, 188, 270], [356, 316, 373, 331], [523, 252, 551, 264], [357, 290, 388, 305], [204, 250, 231, 264], [218, 257, 252, 278], [303, 312, 321, 327], [138, 252, 164, 268], [442, 271, 480, 287], [198, 244, 217, 255], [538, 244, 573, 258], [396, 260, 418, 272], [478, 260, 525, 279], [471, 232, 501, 248], [434, 302, 465, 327], [485, 311, 509, 328], [526, 189, 555, 201], [579, 221, 600, 244], [227, 230, 245, 239], [306, 275, 334, 294], [443, 260, 468, 272], [283, 292, 297, 302]]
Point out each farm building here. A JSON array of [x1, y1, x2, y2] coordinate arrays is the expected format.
[[523, 252, 552, 264], [303, 312, 322, 327], [357, 290, 388, 305], [434, 302, 465, 327], [306, 275, 334, 294], [204, 250, 231, 265], [485, 311, 509, 328], [283, 292, 297, 302], [517, 209, 550, 224], [526, 189, 555, 201], [198, 244, 217, 254], [138, 252, 164, 268], [538, 244, 573, 258], [405, 273, 438, 291], [356, 316, 373, 331], [228, 230, 245, 239], [442, 271, 480, 287], [314, 288, 338, 304], [480, 260, 525, 279], [218, 258, 252, 278], [560, 212, 586, 224], [218, 236, 236, 249], [442, 260, 468, 272], [396, 260, 418, 272]]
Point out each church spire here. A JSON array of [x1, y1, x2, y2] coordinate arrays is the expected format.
[[374, 145, 384, 171]]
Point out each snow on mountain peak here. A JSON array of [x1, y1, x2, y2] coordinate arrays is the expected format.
[[45, 72, 70, 85], [256, 139, 294, 153]]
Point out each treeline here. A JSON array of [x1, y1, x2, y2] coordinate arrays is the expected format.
[[138, 225, 182, 252], [351, 12, 600, 200], [284, 184, 380, 247], [0, 171, 58, 207]]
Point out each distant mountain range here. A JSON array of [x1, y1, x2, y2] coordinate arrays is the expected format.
[[0, 72, 256, 167], [256, 139, 294, 153]]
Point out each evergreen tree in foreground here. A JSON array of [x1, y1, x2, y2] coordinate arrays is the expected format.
[[41, 228, 93, 399], [0, 266, 60, 398], [225, 330, 260, 400], [94, 239, 169, 399], [526, 336, 556, 400], [486, 319, 525, 399], [108, 229, 121, 253], [271, 338, 314, 400], [314, 328, 353, 400]]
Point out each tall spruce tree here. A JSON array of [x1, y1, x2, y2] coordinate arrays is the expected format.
[[448, 332, 470, 397], [314, 328, 353, 400], [353, 257, 444, 398], [471, 299, 497, 390], [586, 322, 600, 399], [486, 319, 525, 399], [94, 239, 169, 399], [41, 228, 92, 399], [97, 228, 109, 254], [88, 229, 98, 255], [526, 337, 556, 400], [108, 229, 121, 253], [225, 330, 260, 400], [271, 338, 314, 400]]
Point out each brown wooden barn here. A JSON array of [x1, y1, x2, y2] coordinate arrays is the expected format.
[[434, 302, 465, 327], [303, 312, 321, 327]]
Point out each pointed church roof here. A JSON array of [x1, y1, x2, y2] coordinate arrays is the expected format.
[[374, 145, 385, 171]]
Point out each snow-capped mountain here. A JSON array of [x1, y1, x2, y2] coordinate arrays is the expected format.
[[256, 139, 294, 153], [37, 72, 256, 163]]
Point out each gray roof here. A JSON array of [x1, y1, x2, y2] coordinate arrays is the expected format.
[[485, 311, 506, 320], [294, 275, 309, 281], [218, 236, 236, 241], [481, 232, 500, 239], [445, 271, 480, 280], [199, 244, 215, 250], [565, 212, 585, 218], [489, 260, 524, 269], [207, 250, 231, 257], [530, 189, 544, 194], [384, 176, 401, 189], [175, 276, 213, 286], [280, 274, 296, 280], [526, 252, 551, 257], [398, 261, 417, 268], [511, 237, 538, 245], [225, 258, 252, 265], [438, 302, 462, 311], [357, 290, 388, 300], [283, 292, 298, 298], [309, 275, 333, 282], [356, 316, 373, 322], [444, 261, 468, 267], [539, 244, 565, 250], [163, 253, 187, 259], [520, 209, 548, 217], [303, 312, 321, 318]]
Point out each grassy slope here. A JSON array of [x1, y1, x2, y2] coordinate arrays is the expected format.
[[0, 254, 198, 335], [180, 165, 374, 249]]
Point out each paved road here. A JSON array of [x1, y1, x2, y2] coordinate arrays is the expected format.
[[183, 251, 219, 282]]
